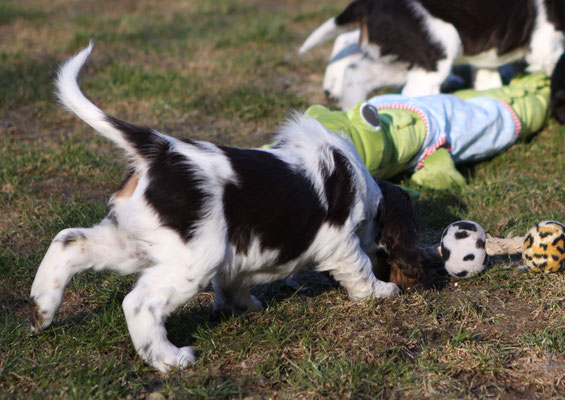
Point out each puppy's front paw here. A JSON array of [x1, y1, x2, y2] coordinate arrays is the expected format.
[[214, 294, 263, 315], [145, 344, 197, 373], [248, 295, 263, 313], [232, 295, 263, 314], [373, 282, 401, 299]]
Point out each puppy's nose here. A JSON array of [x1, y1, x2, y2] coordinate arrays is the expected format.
[[455, 270, 468, 278]]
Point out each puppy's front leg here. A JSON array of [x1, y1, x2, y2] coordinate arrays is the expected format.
[[317, 239, 400, 300], [212, 273, 263, 315], [122, 266, 210, 372]]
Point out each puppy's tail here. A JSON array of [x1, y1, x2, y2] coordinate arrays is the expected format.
[[56, 42, 168, 161], [298, 0, 367, 54]]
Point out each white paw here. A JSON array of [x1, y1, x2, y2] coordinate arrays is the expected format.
[[373, 282, 401, 299], [149, 345, 197, 373]]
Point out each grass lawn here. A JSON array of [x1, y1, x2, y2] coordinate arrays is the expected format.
[[1, 0, 564, 398]]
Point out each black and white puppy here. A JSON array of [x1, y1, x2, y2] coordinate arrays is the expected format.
[[29, 44, 404, 372], [300, 0, 565, 109]]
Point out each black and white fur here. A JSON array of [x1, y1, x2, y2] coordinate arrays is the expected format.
[[29, 44, 402, 372], [300, 0, 565, 109]]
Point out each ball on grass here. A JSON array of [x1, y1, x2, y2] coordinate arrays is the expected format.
[[440, 220, 488, 279], [522, 221, 565, 273]]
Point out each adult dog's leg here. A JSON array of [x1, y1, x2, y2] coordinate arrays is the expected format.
[[526, 11, 564, 76], [316, 237, 400, 300], [472, 68, 503, 91], [30, 217, 147, 332], [402, 67, 446, 96]]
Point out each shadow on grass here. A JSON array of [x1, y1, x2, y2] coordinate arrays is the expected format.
[[165, 267, 341, 349], [415, 191, 468, 229]]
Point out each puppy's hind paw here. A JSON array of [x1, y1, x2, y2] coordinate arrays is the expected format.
[[29, 296, 54, 332], [176, 346, 197, 369]]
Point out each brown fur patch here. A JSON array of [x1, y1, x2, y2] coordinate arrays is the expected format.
[[388, 261, 422, 291], [29, 297, 43, 330], [372, 252, 423, 291], [360, 19, 369, 45], [113, 172, 140, 200]]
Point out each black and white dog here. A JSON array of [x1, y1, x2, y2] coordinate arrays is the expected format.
[[299, 0, 565, 109], [29, 44, 417, 372]]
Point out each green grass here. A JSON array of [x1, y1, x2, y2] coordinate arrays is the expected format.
[[0, 1, 45, 25], [0, 52, 57, 110], [1, 0, 564, 398]]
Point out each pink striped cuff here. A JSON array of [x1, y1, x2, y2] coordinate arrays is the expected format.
[[375, 103, 431, 135], [416, 136, 450, 169], [495, 98, 522, 137]]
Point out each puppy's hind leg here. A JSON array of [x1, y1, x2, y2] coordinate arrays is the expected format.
[[30, 217, 147, 332], [316, 238, 400, 300], [121, 262, 215, 372]]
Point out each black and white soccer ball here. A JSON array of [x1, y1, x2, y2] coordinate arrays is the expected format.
[[440, 221, 488, 279]]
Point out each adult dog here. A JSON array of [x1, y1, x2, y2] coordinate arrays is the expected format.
[[29, 44, 425, 372], [299, 0, 565, 109]]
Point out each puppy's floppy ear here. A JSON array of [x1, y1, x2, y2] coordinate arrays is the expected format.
[[374, 180, 425, 287]]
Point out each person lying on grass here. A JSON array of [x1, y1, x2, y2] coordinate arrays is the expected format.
[[300, 73, 550, 190]]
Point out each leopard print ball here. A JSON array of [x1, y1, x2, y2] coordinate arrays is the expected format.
[[440, 221, 488, 279], [522, 221, 565, 273]]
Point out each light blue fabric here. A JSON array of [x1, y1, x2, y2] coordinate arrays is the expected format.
[[366, 94, 519, 170]]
